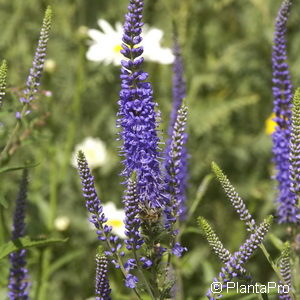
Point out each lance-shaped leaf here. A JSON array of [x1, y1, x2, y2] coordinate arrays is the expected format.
[[0, 236, 67, 260]]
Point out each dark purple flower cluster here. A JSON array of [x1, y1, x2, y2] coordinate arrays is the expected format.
[[77, 152, 124, 261], [77, 151, 111, 240], [271, 0, 298, 223], [117, 0, 164, 208], [8, 170, 30, 300], [123, 176, 143, 250], [77, 151, 123, 269], [95, 253, 111, 300], [165, 40, 188, 220], [206, 217, 272, 299], [169, 40, 186, 135]]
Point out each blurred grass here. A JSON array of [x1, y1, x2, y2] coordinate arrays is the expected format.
[[0, 0, 298, 299]]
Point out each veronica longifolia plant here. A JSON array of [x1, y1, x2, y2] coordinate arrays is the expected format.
[[77, 0, 189, 298]]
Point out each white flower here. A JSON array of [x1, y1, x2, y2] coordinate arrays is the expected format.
[[43, 59, 56, 73], [86, 19, 174, 65], [102, 202, 126, 239], [71, 137, 107, 169], [54, 216, 70, 231]]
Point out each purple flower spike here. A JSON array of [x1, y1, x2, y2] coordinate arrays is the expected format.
[[123, 175, 144, 250], [271, 0, 297, 223], [164, 104, 188, 231], [20, 7, 52, 107], [168, 39, 186, 139], [95, 253, 111, 300], [206, 216, 273, 299], [165, 40, 188, 220], [77, 151, 111, 239], [8, 170, 30, 300], [117, 0, 164, 208], [77, 151, 122, 268]]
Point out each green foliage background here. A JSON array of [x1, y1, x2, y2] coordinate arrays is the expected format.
[[0, 0, 299, 299]]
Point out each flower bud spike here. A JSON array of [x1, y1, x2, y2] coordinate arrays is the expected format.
[[0, 60, 8, 108], [198, 217, 231, 263], [211, 162, 256, 231]]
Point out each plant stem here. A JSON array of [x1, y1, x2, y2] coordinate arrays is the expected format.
[[179, 174, 212, 238], [133, 249, 156, 300], [0, 101, 30, 162], [259, 243, 295, 300]]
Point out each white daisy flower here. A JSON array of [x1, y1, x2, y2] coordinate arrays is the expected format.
[[71, 137, 108, 169], [102, 202, 126, 239], [54, 216, 70, 231], [86, 19, 174, 65]]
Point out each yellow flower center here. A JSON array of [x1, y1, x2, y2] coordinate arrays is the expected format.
[[106, 219, 124, 228], [113, 44, 123, 54], [265, 113, 277, 135]]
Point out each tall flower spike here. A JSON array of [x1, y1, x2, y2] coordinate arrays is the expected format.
[[20, 6, 52, 106], [165, 39, 188, 219], [289, 89, 300, 203], [164, 104, 188, 230], [198, 217, 231, 264], [168, 38, 186, 138], [211, 162, 256, 231], [207, 216, 273, 299], [95, 253, 112, 300], [117, 0, 164, 208], [123, 174, 144, 250], [278, 243, 293, 300], [77, 151, 111, 241], [77, 151, 122, 269], [271, 0, 296, 223], [0, 60, 8, 108], [8, 170, 30, 300]]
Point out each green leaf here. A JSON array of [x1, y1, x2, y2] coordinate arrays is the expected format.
[[268, 233, 284, 251], [0, 162, 39, 174], [0, 196, 8, 208], [0, 236, 67, 260]]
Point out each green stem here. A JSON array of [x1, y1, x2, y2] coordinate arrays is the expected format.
[[179, 174, 212, 238], [259, 244, 295, 300], [48, 153, 58, 231], [0, 206, 8, 244], [100, 223, 141, 299], [133, 249, 156, 300], [34, 247, 52, 300], [60, 42, 85, 180], [35, 155, 58, 299]]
